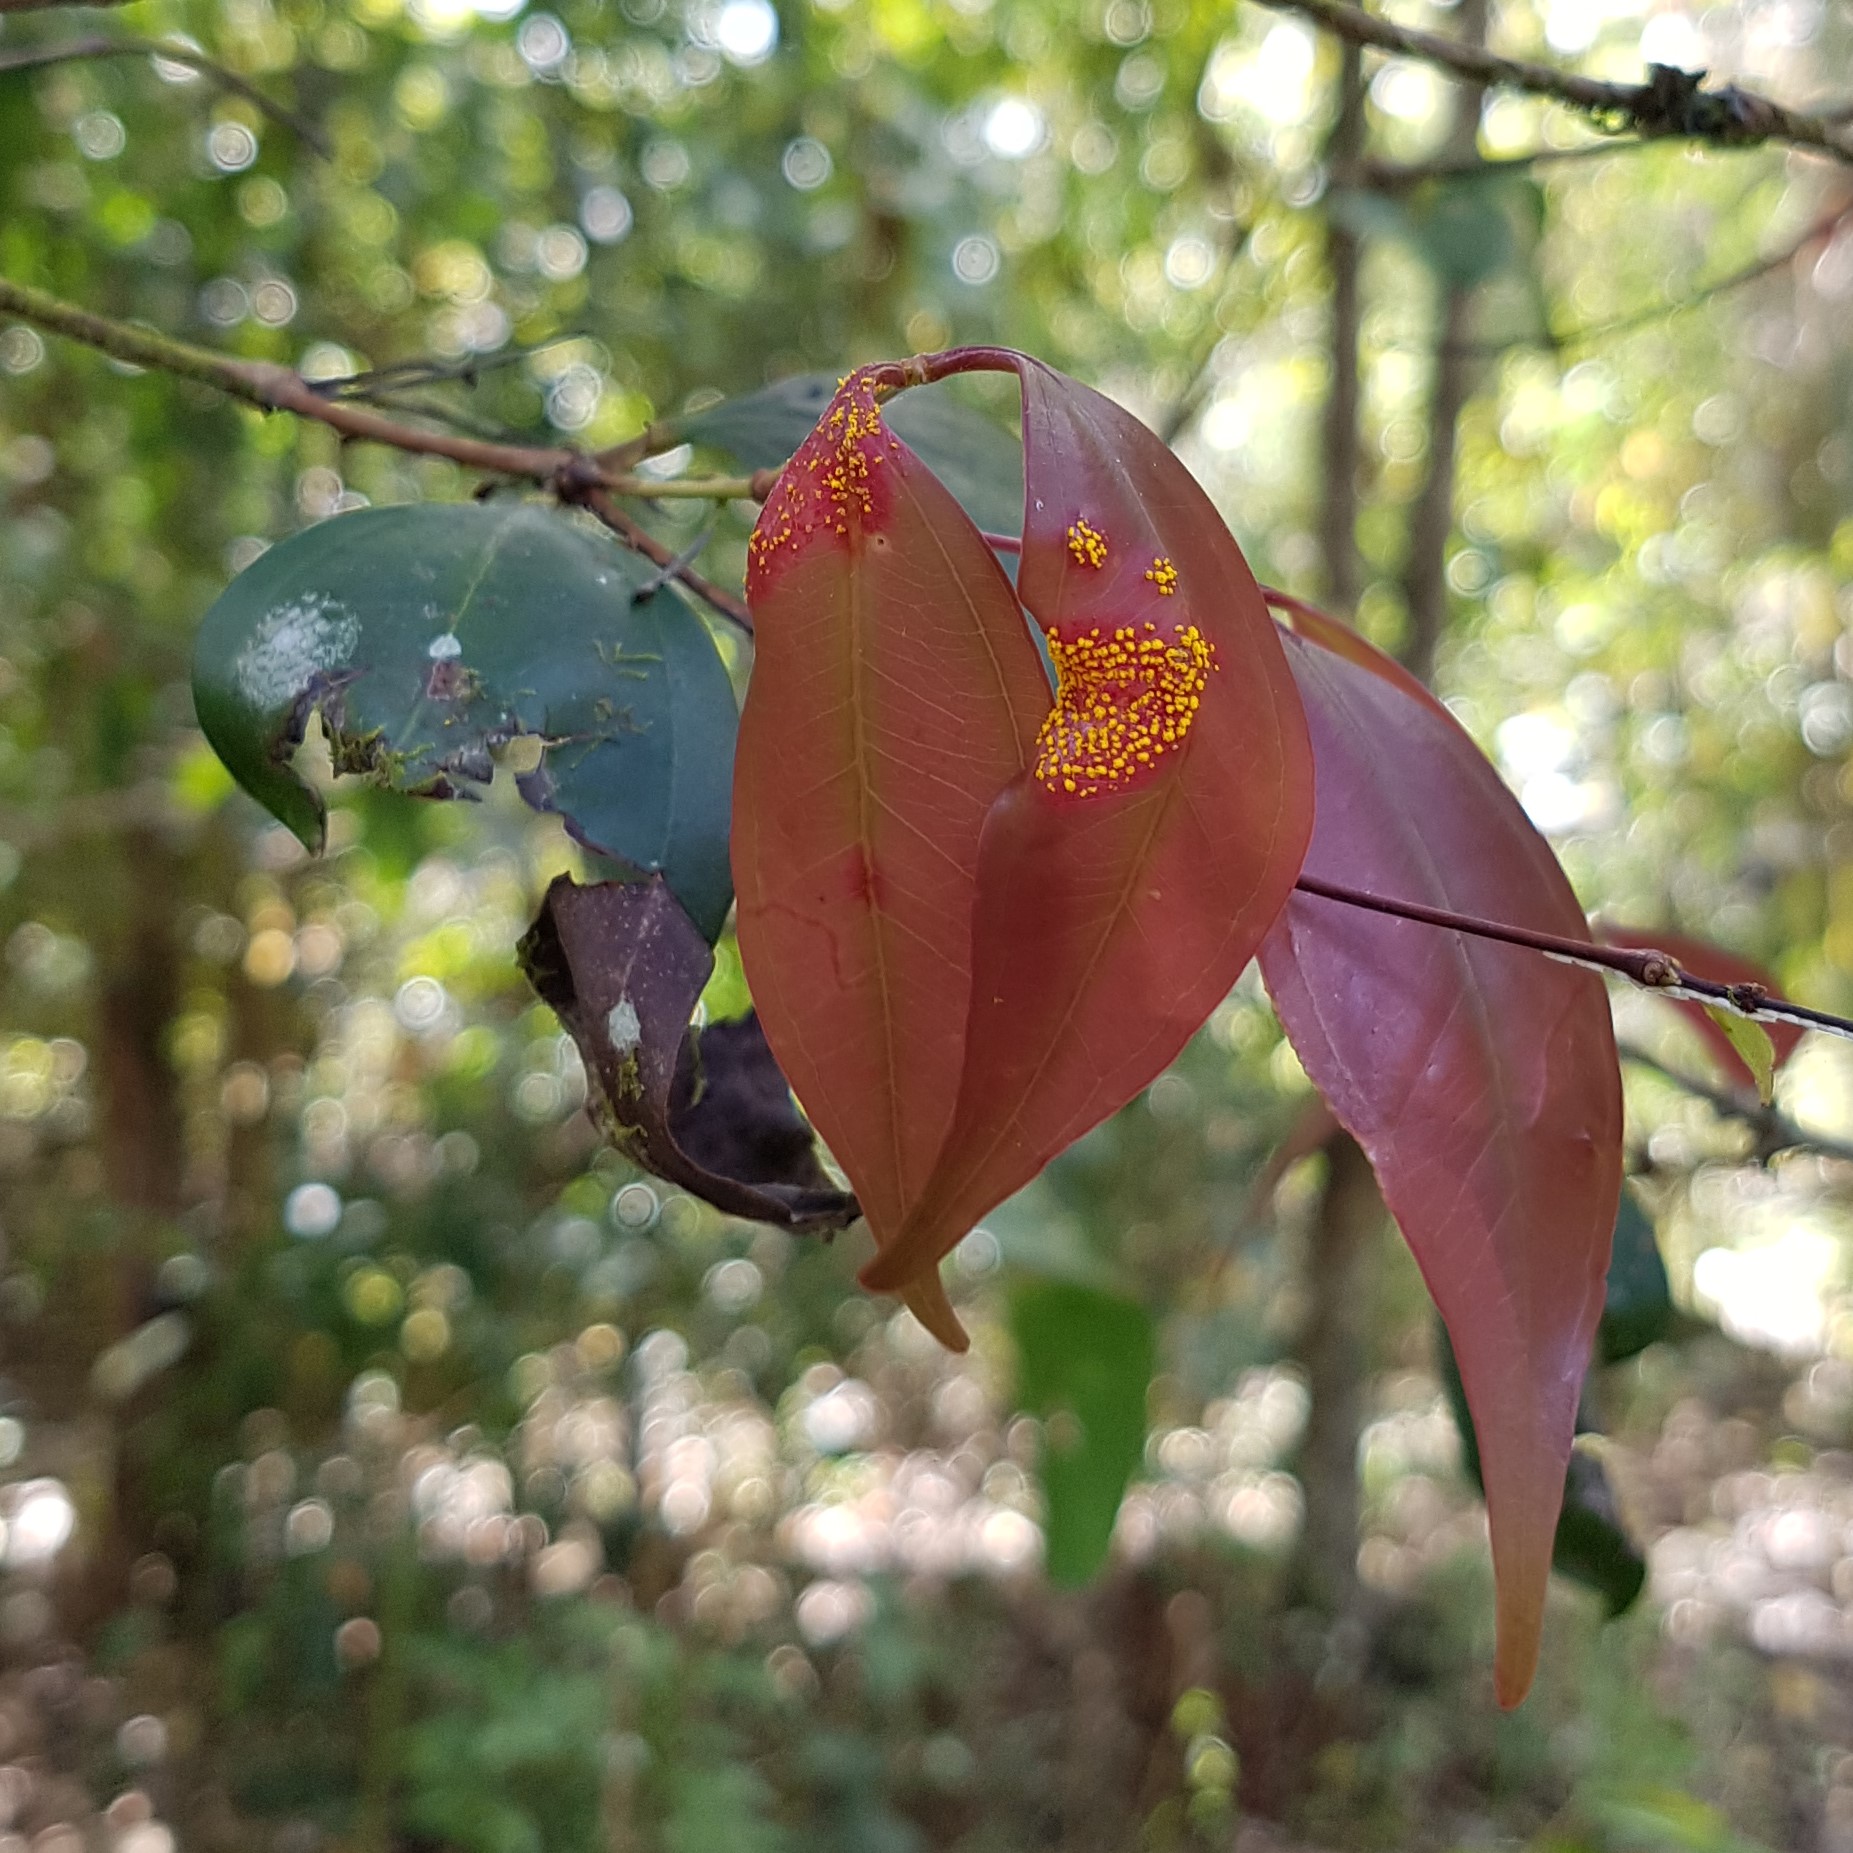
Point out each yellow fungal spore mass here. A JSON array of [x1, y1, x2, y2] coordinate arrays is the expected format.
[[1066, 517, 1109, 569], [1033, 620, 1214, 797], [746, 370, 894, 593]]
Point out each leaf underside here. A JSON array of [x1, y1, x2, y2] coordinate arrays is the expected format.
[[1257, 621, 1622, 1708], [519, 875, 858, 1234], [193, 501, 739, 940]]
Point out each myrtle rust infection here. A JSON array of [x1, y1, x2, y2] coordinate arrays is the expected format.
[[745, 369, 900, 596], [1034, 616, 1215, 798], [1066, 517, 1109, 569], [1144, 556, 1178, 595]]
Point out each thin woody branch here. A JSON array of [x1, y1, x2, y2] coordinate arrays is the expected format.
[[0, 274, 767, 619], [1294, 873, 1853, 1045], [1620, 1042, 1853, 1167], [0, 34, 329, 155], [1259, 0, 1853, 167]]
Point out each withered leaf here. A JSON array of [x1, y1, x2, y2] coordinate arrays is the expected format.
[[519, 875, 858, 1234]]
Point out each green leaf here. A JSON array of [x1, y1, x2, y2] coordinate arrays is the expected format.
[[678, 374, 1025, 536], [1552, 1445, 1647, 1617], [1599, 1186, 1673, 1364], [191, 502, 739, 940], [1703, 1005, 1776, 1104], [1010, 1280, 1155, 1585], [1407, 179, 1515, 287]]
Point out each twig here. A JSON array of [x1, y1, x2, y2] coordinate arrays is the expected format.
[[1294, 873, 1853, 1044], [1260, 0, 1853, 167], [0, 35, 329, 157], [309, 335, 583, 400], [1448, 199, 1852, 359], [0, 272, 764, 499], [0, 0, 130, 12], [567, 488, 754, 634], [1619, 1041, 1853, 1166], [1346, 140, 1639, 191]]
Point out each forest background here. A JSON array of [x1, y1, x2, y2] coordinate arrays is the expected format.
[[1, 0, 1851, 1846]]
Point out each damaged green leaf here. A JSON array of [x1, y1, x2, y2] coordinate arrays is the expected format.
[[192, 502, 739, 939]]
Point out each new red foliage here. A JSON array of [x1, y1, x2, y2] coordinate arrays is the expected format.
[[1257, 618, 1623, 1706], [859, 354, 1313, 1297], [732, 367, 1050, 1344]]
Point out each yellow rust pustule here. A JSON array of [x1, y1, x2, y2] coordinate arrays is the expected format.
[[746, 371, 898, 588], [1066, 517, 1109, 569], [1034, 619, 1215, 798]]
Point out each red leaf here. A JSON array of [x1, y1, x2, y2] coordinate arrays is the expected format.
[[1599, 925, 1801, 1088], [733, 369, 1050, 1345], [1255, 621, 1622, 1708], [862, 355, 1313, 1295]]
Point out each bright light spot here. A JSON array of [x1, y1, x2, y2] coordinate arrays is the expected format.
[[74, 112, 126, 160], [983, 96, 1045, 159], [704, 1257, 764, 1314], [536, 224, 587, 280], [795, 1577, 872, 1645], [284, 1182, 342, 1239], [715, 0, 778, 64], [1495, 709, 1576, 780], [1694, 1223, 1840, 1355], [581, 186, 633, 244], [285, 1499, 335, 1555], [1370, 61, 1443, 123], [1519, 771, 1610, 834], [472, 0, 524, 19], [1545, 0, 1601, 54], [978, 1507, 1041, 1572], [6, 1480, 74, 1566], [804, 1380, 879, 1453], [1639, 12, 1703, 69], [612, 1182, 659, 1229], [952, 234, 1000, 285], [1201, 395, 1251, 452], [516, 13, 569, 71], [395, 975, 448, 1030], [206, 123, 258, 174], [1164, 234, 1215, 290], [1200, 23, 1314, 126], [781, 136, 833, 190]]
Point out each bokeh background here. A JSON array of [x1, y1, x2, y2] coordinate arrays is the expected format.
[[4, 0, 1853, 1846]]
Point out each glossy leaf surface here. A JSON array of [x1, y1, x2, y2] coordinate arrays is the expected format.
[[863, 354, 1313, 1295], [520, 875, 858, 1234], [1598, 1186, 1674, 1365], [731, 369, 1049, 1338], [1010, 1280, 1155, 1584], [1257, 621, 1622, 1707], [193, 503, 739, 939], [1601, 926, 1802, 1090]]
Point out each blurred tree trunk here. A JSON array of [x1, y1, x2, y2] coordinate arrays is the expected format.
[[1398, 0, 1489, 686], [99, 827, 185, 1219], [1318, 44, 1365, 615], [1287, 1132, 1381, 1614], [1289, 36, 1375, 1625]]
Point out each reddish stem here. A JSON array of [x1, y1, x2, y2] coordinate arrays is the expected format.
[[1294, 873, 1853, 1044]]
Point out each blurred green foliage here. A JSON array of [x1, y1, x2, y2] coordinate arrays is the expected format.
[[2, 0, 1853, 1847]]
